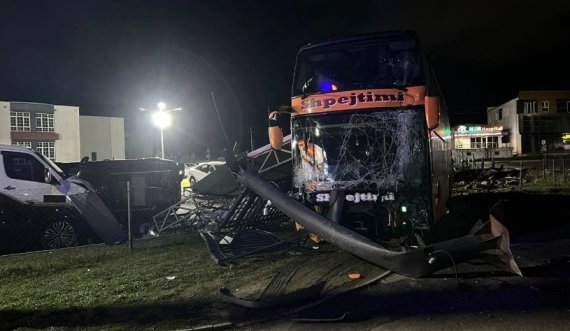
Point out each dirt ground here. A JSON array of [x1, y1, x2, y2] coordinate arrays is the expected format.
[[2, 173, 570, 330], [244, 240, 570, 330], [2, 228, 569, 330]]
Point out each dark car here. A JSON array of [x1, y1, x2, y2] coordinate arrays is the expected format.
[[59, 158, 184, 233]]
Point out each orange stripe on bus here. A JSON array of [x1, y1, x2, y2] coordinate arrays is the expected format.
[[291, 86, 427, 116]]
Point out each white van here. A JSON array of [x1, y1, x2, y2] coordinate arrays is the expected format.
[[0, 144, 124, 253]]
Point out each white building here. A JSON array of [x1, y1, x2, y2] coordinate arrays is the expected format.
[[0, 101, 124, 162], [487, 91, 570, 155], [452, 124, 512, 161], [80, 115, 125, 161]]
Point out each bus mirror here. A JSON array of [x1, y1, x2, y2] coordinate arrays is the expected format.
[[425, 96, 440, 130], [268, 111, 283, 150], [269, 126, 283, 150]]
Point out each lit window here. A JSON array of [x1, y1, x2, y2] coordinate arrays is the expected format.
[[470, 137, 483, 149], [36, 113, 55, 132], [36, 142, 55, 161], [10, 112, 31, 131], [541, 101, 549, 112], [12, 141, 32, 149]]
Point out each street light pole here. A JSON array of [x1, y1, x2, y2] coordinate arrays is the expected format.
[[141, 103, 182, 159], [160, 126, 165, 159], [158, 102, 166, 159]]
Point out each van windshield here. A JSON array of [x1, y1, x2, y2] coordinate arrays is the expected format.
[[35, 151, 68, 179]]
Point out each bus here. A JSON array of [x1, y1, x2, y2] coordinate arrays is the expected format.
[[269, 31, 452, 246]]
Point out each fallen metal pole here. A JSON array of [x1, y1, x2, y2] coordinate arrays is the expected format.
[[236, 169, 521, 278]]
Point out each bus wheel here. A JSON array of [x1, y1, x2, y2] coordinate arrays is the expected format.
[[41, 220, 78, 249]]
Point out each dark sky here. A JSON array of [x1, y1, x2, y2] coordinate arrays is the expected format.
[[1, 0, 569, 156]]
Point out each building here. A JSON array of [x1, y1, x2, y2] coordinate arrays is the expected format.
[[487, 90, 570, 155], [452, 124, 512, 161], [80, 115, 125, 161], [0, 101, 125, 162]]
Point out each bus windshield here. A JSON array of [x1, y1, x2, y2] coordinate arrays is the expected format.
[[293, 37, 423, 96], [292, 108, 429, 192]]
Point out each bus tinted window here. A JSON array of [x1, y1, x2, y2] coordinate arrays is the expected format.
[[294, 38, 423, 96]]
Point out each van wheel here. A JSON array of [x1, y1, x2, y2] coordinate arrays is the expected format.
[[41, 220, 78, 249]]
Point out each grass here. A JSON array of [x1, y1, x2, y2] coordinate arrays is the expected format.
[[0, 234, 266, 330], [520, 169, 570, 193], [0, 230, 380, 330]]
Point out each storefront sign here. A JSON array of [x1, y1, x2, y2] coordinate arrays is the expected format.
[[455, 125, 503, 135]]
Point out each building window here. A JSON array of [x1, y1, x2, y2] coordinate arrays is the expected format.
[[557, 99, 570, 113], [36, 113, 55, 132], [36, 142, 55, 161], [10, 112, 31, 131], [498, 108, 503, 120], [12, 141, 32, 149], [523, 101, 537, 114], [541, 101, 549, 112], [470, 137, 498, 149], [470, 137, 483, 149]]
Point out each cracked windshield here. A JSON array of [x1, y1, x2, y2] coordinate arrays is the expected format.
[[292, 108, 429, 192]]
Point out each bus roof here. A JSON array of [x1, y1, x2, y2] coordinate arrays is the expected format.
[[298, 30, 419, 53]]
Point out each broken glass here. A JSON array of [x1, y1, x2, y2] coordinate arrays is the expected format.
[[292, 108, 429, 193]]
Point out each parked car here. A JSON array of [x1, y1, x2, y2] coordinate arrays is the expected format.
[[59, 158, 185, 232], [185, 161, 225, 186], [0, 145, 124, 254]]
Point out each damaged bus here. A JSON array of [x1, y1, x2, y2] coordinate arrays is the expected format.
[[269, 30, 451, 246], [223, 31, 519, 278]]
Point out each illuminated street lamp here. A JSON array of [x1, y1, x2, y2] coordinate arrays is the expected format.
[[152, 111, 171, 158], [140, 102, 182, 159]]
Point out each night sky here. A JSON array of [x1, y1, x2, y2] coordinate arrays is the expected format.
[[1, 1, 569, 157]]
